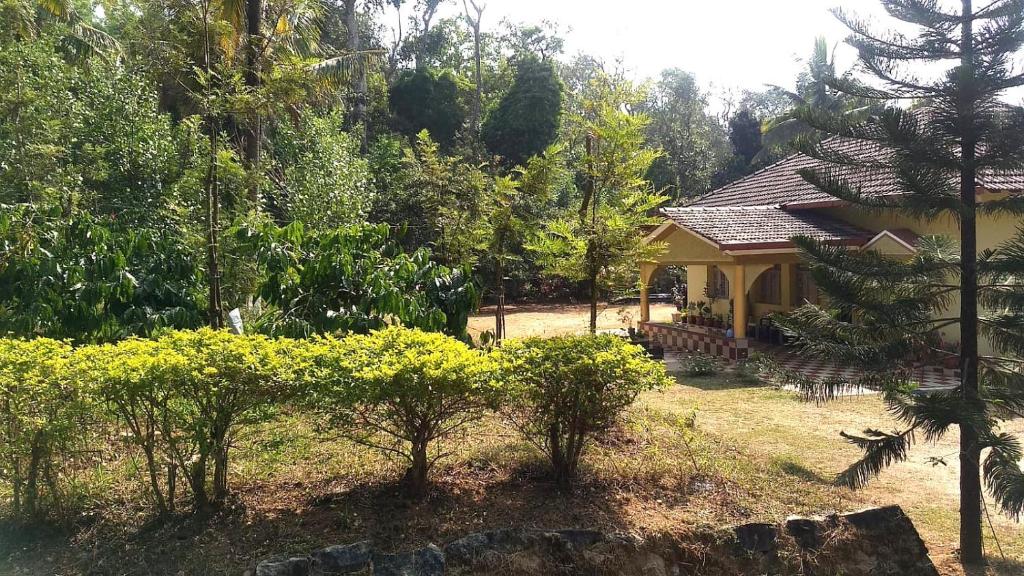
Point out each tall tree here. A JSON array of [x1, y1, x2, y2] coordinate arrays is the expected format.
[[482, 56, 563, 167], [530, 75, 666, 332], [773, 0, 1024, 566], [758, 37, 874, 160], [642, 69, 731, 200], [461, 0, 484, 136], [389, 67, 467, 148]]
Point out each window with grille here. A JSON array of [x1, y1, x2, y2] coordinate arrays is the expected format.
[[707, 266, 730, 299], [756, 265, 782, 304], [794, 265, 819, 305]]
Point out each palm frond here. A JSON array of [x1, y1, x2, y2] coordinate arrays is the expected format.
[[837, 428, 915, 488], [982, 432, 1024, 520], [310, 50, 383, 88]]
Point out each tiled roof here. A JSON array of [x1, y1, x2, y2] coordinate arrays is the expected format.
[[661, 206, 874, 250], [688, 137, 1024, 208]]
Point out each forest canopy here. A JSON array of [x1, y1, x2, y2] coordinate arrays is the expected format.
[[0, 0, 823, 343]]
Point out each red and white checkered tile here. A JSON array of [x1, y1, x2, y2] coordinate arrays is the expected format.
[[769, 352, 958, 392]]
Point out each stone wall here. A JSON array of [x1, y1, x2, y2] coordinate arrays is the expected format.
[[252, 505, 938, 576]]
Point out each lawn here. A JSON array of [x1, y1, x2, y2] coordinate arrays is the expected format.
[[1, 304, 1020, 575]]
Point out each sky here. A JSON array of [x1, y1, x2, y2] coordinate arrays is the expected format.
[[380, 0, 1024, 106], [393, 0, 892, 92]]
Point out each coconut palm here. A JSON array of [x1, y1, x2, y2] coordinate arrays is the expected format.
[[3, 0, 119, 60], [756, 37, 873, 160]]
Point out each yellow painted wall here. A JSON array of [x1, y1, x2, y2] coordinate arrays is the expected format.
[[822, 203, 1021, 355]]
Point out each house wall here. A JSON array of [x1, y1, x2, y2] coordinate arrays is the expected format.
[[821, 200, 1020, 355]]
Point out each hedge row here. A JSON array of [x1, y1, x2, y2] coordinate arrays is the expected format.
[[0, 327, 671, 520]]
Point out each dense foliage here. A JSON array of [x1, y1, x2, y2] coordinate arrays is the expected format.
[[482, 56, 563, 167], [496, 335, 671, 488]]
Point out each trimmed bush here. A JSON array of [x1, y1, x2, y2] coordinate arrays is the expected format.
[[495, 335, 671, 489], [0, 338, 92, 520], [73, 329, 294, 513], [302, 326, 497, 496]]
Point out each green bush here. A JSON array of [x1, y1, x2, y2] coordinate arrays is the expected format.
[[0, 338, 93, 520], [73, 329, 294, 513], [495, 335, 671, 489], [680, 353, 719, 377], [302, 326, 496, 496]]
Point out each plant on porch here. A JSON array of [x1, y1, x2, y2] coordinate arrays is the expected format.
[[772, 0, 1024, 567]]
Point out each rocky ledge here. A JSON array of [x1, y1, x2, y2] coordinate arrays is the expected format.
[[253, 505, 939, 576]]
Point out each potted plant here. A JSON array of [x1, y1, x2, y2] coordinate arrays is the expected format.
[[688, 302, 698, 324]]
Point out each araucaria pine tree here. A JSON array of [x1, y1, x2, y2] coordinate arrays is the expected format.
[[772, 0, 1024, 567]]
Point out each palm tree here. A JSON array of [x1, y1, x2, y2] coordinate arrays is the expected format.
[[3, 0, 119, 60], [756, 37, 873, 160]]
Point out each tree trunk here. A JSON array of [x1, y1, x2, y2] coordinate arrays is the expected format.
[[463, 0, 483, 136], [406, 441, 429, 498], [244, 0, 263, 207], [494, 257, 505, 342], [344, 0, 368, 149], [143, 445, 168, 515], [24, 431, 45, 518], [205, 124, 224, 329], [548, 423, 571, 490], [957, 0, 984, 566], [589, 273, 598, 334], [201, 0, 224, 330], [189, 454, 210, 513], [213, 445, 229, 503]]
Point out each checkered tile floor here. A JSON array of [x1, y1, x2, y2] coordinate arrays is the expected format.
[[768, 351, 959, 393], [664, 350, 958, 393]]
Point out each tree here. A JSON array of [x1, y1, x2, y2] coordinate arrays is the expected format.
[[461, 0, 485, 135], [758, 37, 873, 160], [268, 109, 372, 231], [389, 67, 467, 148], [530, 75, 667, 333], [642, 69, 731, 200], [482, 56, 563, 167], [772, 0, 1024, 566], [728, 109, 763, 169], [479, 146, 565, 342], [239, 221, 478, 340]]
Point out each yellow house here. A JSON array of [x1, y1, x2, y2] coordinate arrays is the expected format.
[[638, 143, 1024, 361]]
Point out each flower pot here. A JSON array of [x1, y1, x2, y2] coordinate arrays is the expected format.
[[943, 356, 959, 370], [671, 313, 683, 324]]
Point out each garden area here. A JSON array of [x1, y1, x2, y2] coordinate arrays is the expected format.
[[3, 0, 1024, 573], [1, 318, 1020, 575]]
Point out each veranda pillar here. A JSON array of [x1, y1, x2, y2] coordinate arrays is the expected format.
[[733, 265, 747, 338], [639, 263, 657, 323]]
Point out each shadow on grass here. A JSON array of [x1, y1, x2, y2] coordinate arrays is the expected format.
[[963, 557, 1024, 576], [772, 456, 833, 485], [674, 372, 770, 391]]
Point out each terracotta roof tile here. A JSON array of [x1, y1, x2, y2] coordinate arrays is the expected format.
[[688, 136, 1024, 208], [661, 206, 874, 250]]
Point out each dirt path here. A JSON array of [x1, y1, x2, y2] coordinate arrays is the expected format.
[[468, 302, 677, 340]]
